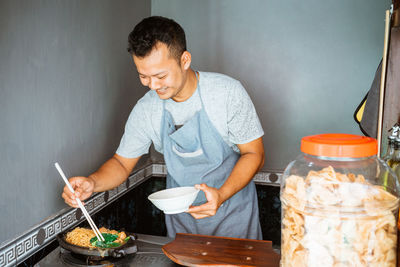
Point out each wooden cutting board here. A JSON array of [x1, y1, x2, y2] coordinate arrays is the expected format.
[[162, 233, 280, 266]]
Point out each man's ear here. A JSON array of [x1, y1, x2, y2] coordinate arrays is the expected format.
[[180, 51, 191, 70]]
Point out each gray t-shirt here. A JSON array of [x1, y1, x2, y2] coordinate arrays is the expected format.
[[116, 71, 264, 158]]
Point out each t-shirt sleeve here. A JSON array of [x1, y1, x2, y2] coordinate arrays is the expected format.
[[227, 81, 264, 144], [116, 101, 152, 158]]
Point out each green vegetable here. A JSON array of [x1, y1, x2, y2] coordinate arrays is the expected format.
[[90, 233, 121, 248]]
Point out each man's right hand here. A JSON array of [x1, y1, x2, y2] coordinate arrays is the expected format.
[[62, 176, 95, 208]]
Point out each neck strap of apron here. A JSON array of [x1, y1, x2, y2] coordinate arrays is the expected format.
[[194, 71, 205, 109]]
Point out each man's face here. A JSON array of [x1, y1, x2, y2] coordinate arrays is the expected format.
[[133, 42, 188, 101]]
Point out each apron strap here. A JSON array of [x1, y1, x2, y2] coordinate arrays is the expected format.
[[194, 71, 205, 110]]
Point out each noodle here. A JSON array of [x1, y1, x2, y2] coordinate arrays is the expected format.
[[65, 227, 127, 248]]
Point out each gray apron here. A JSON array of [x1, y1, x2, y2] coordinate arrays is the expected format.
[[161, 73, 262, 240]]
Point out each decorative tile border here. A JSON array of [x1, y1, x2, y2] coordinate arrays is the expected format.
[[151, 163, 167, 176], [0, 164, 154, 267], [148, 163, 282, 186], [0, 163, 280, 266], [254, 171, 282, 186], [0, 241, 16, 267]]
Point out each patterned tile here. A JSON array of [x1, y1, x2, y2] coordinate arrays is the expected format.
[[131, 169, 145, 185], [163, 165, 168, 174], [137, 168, 145, 179], [85, 199, 95, 213], [108, 188, 119, 200], [0, 242, 16, 267], [144, 165, 152, 177], [254, 171, 282, 186], [41, 218, 62, 245], [14, 217, 63, 263], [117, 183, 127, 194], [127, 175, 134, 187], [15, 234, 35, 259], [61, 209, 78, 231], [92, 193, 106, 212], [152, 164, 166, 176]]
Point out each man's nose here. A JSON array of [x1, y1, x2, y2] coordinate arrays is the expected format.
[[148, 78, 160, 90]]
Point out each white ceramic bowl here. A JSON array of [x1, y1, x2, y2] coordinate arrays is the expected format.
[[147, 186, 200, 214]]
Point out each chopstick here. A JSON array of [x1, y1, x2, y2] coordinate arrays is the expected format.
[[54, 162, 105, 242]]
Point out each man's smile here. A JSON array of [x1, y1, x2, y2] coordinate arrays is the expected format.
[[156, 87, 168, 95]]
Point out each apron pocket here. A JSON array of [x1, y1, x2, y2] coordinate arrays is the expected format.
[[172, 144, 204, 158]]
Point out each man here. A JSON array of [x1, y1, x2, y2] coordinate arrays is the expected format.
[[62, 16, 264, 240]]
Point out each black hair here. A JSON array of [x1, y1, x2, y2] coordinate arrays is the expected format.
[[127, 16, 187, 61]]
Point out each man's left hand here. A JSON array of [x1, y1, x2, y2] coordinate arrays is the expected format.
[[186, 183, 223, 219]]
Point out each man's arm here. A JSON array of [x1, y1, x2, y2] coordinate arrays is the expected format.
[[187, 137, 264, 219], [62, 154, 140, 207], [89, 154, 141, 192]]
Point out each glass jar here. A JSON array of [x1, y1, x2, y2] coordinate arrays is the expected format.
[[280, 133, 400, 267]]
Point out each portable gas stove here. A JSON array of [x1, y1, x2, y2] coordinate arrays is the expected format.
[[35, 234, 179, 267]]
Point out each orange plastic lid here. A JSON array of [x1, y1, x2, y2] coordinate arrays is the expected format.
[[301, 133, 377, 158]]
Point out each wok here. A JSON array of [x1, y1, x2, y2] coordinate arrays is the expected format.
[[56, 230, 138, 258]]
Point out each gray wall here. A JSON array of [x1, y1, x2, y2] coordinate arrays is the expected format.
[[0, 0, 391, 245], [152, 0, 391, 171], [0, 1, 150, 244]]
